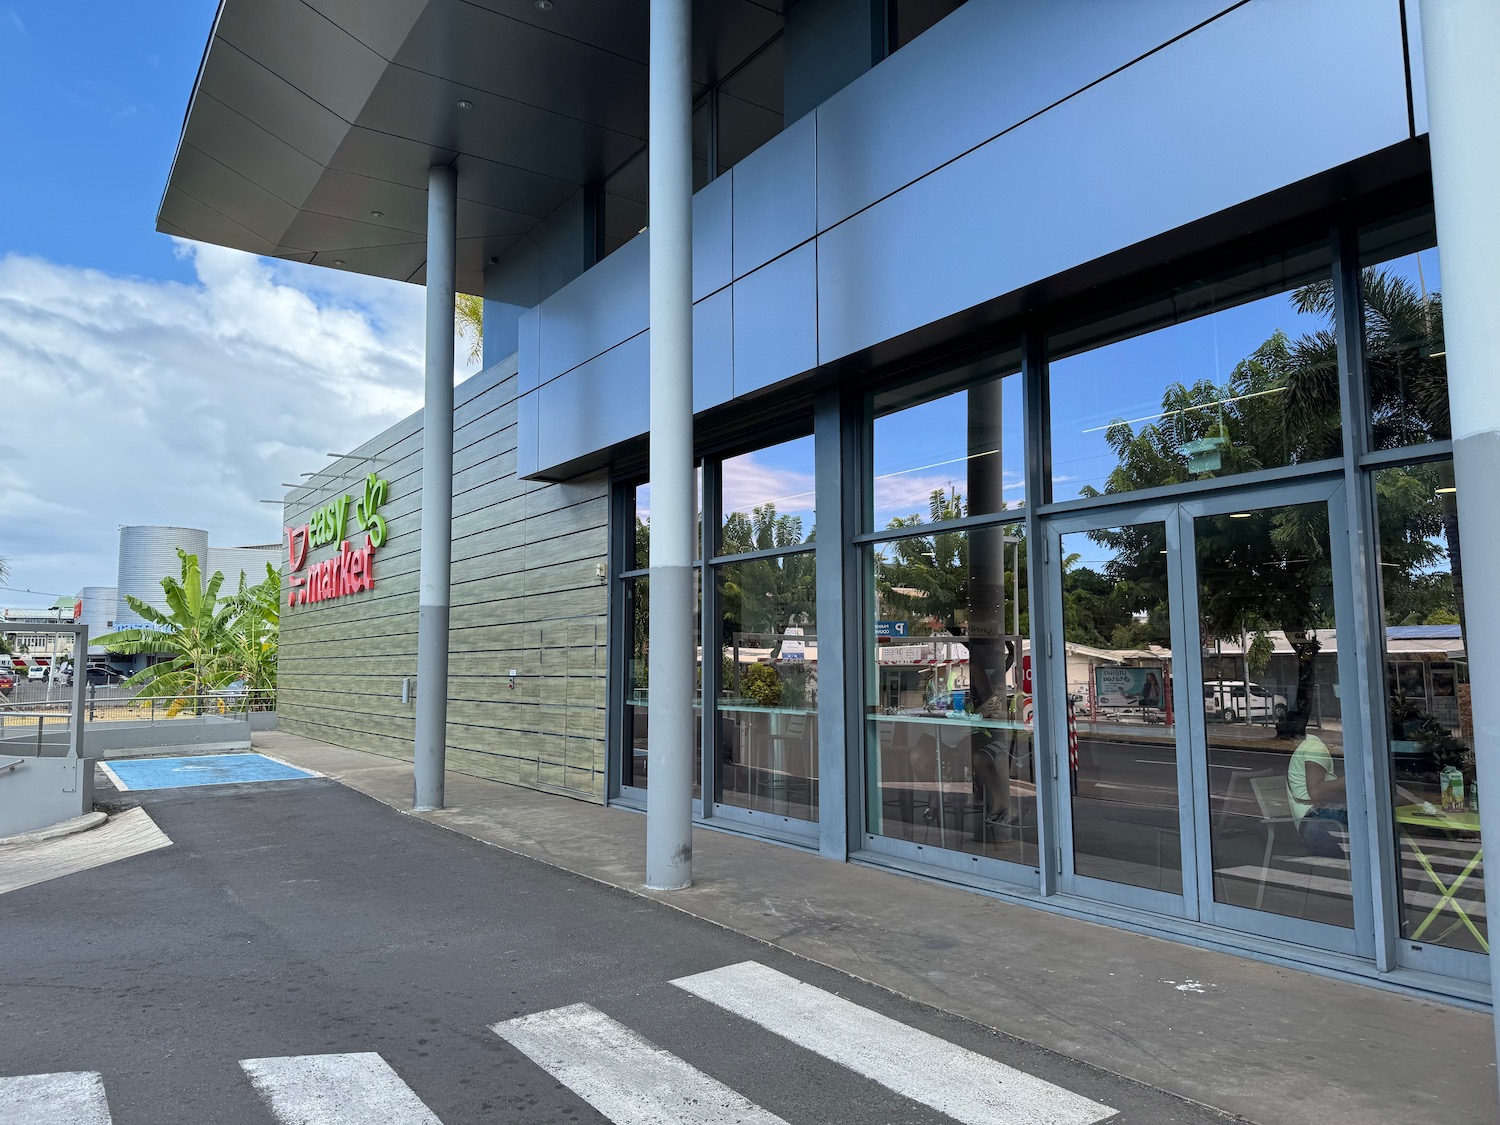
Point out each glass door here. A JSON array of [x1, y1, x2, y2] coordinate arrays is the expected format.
[[1048, 481, 1370, 952], [1050, 501, 1198, 916], [1180, 483, 1369, 954]]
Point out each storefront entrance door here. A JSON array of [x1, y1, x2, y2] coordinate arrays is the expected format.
[[1047, 480, 1370, 954]]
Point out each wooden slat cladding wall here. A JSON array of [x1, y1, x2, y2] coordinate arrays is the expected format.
[[278, 355, 610, 802]]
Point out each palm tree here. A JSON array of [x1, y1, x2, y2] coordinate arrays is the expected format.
[[225, 563, 281, 696], [456, 293, 483, 363], [93, 550, 243, 710]]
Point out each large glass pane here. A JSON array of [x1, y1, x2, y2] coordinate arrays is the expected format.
[[1195, 503, 1353, 928], [1375, 461, 1484, 953], [717, 36, 783, 174], [1048, 245, 1338, 501], [870, 357, 1023, 530], [889, 0, 968, 51], [1061, 525, 1181, 893], [621, 574, 702, 796], [720, 435, 815, 550], [717, 552, 818, 821], [865, 525, 1037, 868], [1360, 212, 1449, 449]]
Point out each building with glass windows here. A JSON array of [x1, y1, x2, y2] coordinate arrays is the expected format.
[[162, 1, 1492, 1006]]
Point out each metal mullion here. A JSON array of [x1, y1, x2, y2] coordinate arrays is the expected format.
[[1357, 440, 1453, 469], [851, 510, 1024, 547], [1333, 218, 1400, 968], [1171, 503, 1207, 919], [815, 385, 853, 857], [606, 479, 634, 800], [618, 566, 651, 580], [1023, 326, 1060, 895], [708, 542, 816, 566], [702, 458, 723, 809], [1036, 458, 1343, 518]]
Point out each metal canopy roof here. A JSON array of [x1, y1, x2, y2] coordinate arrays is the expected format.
[[159, 0, 785, 293]]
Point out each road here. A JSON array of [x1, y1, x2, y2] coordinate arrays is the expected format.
[[0, 774, 1235, 1124]]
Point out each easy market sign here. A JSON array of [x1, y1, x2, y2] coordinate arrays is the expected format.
[[286, 473, 390, 607]]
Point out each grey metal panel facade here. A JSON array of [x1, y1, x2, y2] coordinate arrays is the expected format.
[[731, 113, 817, 278], [538, 232, 650, 385], [521, 0, 1415, 476], [811, 0, 1240, 230], [733, 243, 818, 398], [537, 333, 652, 471], [693, 287, 735, 412], [819, 0, 1410, 364], [116, 527, 209, 627], [693, 172, 734, 302]]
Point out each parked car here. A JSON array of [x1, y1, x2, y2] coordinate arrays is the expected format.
[[26, 664, 48, 681], [84, 666, 123, 686], [1203, 680, 1287, 723], [0, 670, 14, 692]]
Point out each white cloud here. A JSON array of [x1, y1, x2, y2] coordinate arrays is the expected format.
[[0, 242, 478, 601]]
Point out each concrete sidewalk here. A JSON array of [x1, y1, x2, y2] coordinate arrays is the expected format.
[[251, 730, 1497, 1125]]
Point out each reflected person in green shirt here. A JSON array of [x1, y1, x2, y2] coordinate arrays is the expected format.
[[1287, 733, 1348, 858]]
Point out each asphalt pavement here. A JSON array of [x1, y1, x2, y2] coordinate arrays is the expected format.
[[2, 774, 1232, 1124]]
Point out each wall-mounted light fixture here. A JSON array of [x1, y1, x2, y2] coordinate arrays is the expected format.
[[596, 562, 607, 584]]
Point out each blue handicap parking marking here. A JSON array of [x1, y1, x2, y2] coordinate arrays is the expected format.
[[102, 753, 318, 791]]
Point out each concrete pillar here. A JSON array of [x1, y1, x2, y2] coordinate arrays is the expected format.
[[1419, 0, 1500, 1067], [414, 163, 457, 812], [645, 0, 695, 890]]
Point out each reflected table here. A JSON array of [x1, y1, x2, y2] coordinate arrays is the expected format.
[[1393, 804, 1486, 952]]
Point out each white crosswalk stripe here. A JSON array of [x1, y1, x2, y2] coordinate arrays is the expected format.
[[493, 1002, 791, 1125], [240, 1052, 444, 1125], [0, 1071, 112, 1124], [673, 961, 1117, 1125]]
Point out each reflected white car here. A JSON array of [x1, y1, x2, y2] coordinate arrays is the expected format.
[[1203, 680, 1287, 723]]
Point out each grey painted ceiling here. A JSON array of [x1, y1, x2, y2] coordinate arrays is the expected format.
[[159, 0, 786, 293]]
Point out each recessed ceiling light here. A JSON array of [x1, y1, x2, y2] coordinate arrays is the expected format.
[[370, 210, 384, 219], [535, 0, 554, 10], [1436, 486, 1457, 495], [1229, 512, 1252, 519], [456, 98, 473, 110], [332, 259, 346, 267]]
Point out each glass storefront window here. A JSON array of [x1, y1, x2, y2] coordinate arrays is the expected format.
[[720, 435, 815, 550], [1359, 212, 1449, 450], [621, 573, 702, 796], [1194, 503, 1353, 929], [865, 524, 1037, 867], [1060, 524, 1181, 894], [1374, 460, 1483, 954], [716, 552, 818, 821], [870, 356, 1023, 531], [1048, 245, 1338, 501]]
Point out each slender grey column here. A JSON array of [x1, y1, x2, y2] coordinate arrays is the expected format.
[[414, 163, 457, 811], [645, 0, 695, 889], [1420, 0, 1500, 1072]]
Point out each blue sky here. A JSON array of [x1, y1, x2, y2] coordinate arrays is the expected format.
[[0, 2, 210, 284], [0, 3, 465, 605]]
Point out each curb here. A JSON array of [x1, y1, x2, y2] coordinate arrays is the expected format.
[[0, 810, 109, 847]]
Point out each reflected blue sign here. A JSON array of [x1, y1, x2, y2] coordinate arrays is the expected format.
[[876, 621, 909, 638]]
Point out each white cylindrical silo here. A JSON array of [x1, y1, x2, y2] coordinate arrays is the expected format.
[[115, 526, 209, 627], [207, 544, 282, 591], [75, 586, 118, 654]]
